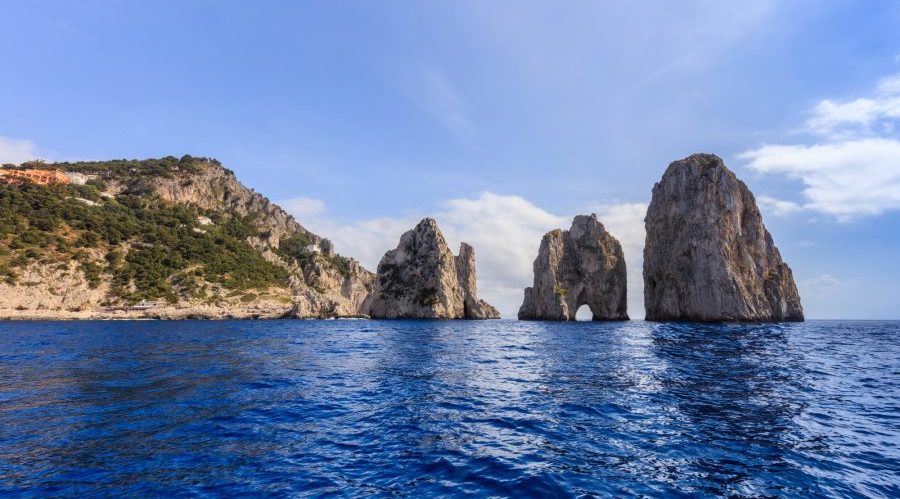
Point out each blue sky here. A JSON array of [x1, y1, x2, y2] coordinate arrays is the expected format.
[[2, 1, 899, 319]]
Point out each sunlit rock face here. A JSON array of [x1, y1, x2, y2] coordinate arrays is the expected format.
[[518, 214, 628, 321], [643, 153, 803, 322], [365, 218, 500, 319]]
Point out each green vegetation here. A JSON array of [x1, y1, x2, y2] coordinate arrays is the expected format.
[[277, 233, 354, 278], [0, 176, 288, 304], [41, 155, 216, 178]]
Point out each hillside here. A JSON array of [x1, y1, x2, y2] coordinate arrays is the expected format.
[[0, 156, 373, 319]]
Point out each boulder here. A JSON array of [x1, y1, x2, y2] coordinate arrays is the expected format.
[[365, 218, 500, 319], [643, 153, 803, 322], [518, 214, 628, 321]]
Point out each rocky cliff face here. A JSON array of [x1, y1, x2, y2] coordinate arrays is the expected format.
[[518, 214, 628, 321], [0, 157, 373, 319], [144, 163, 374, 318], [643, 153, 803, 322], [365, 218, 500, 319]]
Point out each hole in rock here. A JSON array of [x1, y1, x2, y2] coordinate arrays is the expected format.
[[575, 304, 593, 321]]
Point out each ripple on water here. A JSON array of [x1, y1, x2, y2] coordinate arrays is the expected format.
[[0, 319, 898, 497]]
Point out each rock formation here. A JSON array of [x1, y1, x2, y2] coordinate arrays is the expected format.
[[643, 153, 803, 322], [0, 156, 374, 319], [518, 214, 628, 321], [365, 218, 500, 319]]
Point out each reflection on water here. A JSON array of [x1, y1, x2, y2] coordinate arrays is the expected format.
[[0, 320, 897, 496]]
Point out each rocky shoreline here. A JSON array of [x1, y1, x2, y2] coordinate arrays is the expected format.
[[0, 153, 804, 322]]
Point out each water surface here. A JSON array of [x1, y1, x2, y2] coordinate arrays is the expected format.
[[0, 320, 897, 497]]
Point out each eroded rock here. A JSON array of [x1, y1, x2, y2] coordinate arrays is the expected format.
[[365, 218, 500, 319], [518, 214, 628, 321], [643, 153, 803, 322]]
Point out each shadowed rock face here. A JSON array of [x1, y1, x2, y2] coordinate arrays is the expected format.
[[518, 214, 628, 321], [365, 218, 500, 319], [643, 153, 803, 322]]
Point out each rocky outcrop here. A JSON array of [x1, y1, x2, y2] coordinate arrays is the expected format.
[[455, 243, 500, 319], [518, 214, 628, 321], [643, 153, 803, 322], [1, 157, 374, 319], [364, 218, 500, 319], [0, 261, 297, 320], [141, 163, 375, 318], [119, 160, 375, 318]]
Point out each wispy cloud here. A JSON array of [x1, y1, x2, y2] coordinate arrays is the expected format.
[[0, 135, 39, 164], [281, 192, 647, 318], [806, 74, 900, 138], [756, 195, 804, 217], [279, 196, 326, 219], [803, 273, 842, 288], [741, 73, 900, 221], [413, 68, 472, 138]]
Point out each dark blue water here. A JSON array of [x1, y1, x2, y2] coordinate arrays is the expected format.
[[0, 320, 897, 497]]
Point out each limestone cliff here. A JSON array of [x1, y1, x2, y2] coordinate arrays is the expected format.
[[365, 218, 500, 319], [139, 162, 374, 317], [643, 153, 803, 322], [0, 156, 373, 319], [518, 214, 628, 321]]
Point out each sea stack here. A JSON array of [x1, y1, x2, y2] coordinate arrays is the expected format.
[[643, 153, 803, 322], [365, 218, 500, 319], [519, 214, 628, 321]]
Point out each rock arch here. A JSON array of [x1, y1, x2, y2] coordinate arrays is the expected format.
[[518, 214, 628, 321]]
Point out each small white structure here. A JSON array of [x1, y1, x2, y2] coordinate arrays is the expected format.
[[69, 197, 99, 207], [64, 172, 97, 185], [196, 216, 213, 226]]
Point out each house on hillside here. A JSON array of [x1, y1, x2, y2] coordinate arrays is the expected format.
[[0, 168, 71, 185]]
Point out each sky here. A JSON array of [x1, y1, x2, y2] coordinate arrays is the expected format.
[[1, 0, 899, 319]]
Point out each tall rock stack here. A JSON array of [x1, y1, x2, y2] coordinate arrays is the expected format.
[[365, 218, 500, 319], [643, 153, 803, 322], [455, 243, 500, 319], [519, 214, 628, 321]]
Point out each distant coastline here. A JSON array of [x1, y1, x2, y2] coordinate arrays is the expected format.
[[0, 154, 802, 322]]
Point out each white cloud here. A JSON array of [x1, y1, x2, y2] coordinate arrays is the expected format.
[[803, 273, 842, 288], [431, 193, 568, 318], [757, 195, 804, 216], [806, 73, 900, 137], [281, 192, 647, 318], [742, 73, 900, 220], [741, 138, 900, 220], [280, 196, 326, 219], [0, 136, 39, 164]]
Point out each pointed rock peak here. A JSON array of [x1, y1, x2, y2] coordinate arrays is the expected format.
[[662, 153, 740, 184], [569, 213, 608, 239], [519, 214, 628, 321], [679, 152, 724, 165], [411, 217, 443, 237], [364, 219, 499, 319]]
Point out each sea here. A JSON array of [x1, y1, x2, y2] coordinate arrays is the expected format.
[[0, 320, 897, 497]]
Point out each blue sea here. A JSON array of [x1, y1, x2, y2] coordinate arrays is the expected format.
[[0, 320, 897, 497]]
